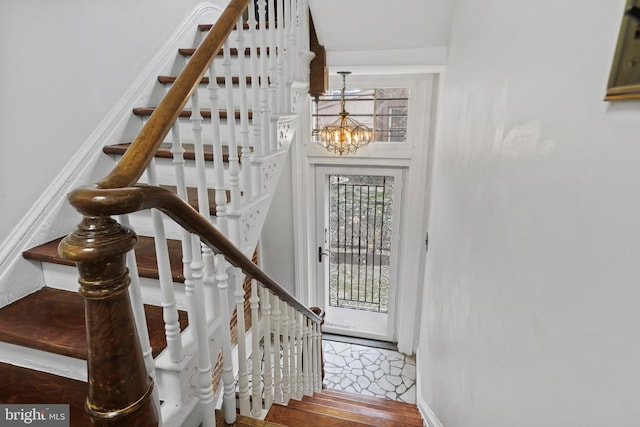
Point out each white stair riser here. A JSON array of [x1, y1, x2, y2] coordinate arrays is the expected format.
[[0, 342, 87, 381], [41, 262, 189, 310], [133, 116, 257, 146]]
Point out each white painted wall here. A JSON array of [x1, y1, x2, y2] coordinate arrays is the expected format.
[[419, 0, 640, 426], [0, 0, 225, 245], [260, 149, 297, 295]]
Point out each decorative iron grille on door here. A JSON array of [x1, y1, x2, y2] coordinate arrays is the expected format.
[[328, 174, 394, 313]]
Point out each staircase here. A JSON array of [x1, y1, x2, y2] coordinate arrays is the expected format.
[[0, 0, 423, 426]]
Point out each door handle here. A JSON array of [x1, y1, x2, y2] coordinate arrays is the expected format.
[[318, 246, 329, 262]]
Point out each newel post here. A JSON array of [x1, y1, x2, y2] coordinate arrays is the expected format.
[[59, 216, 159, 427]]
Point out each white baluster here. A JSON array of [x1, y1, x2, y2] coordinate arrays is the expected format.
[[147, 159, 183, 363], [120, 214, 162, 423], [292, 0, 300, 81], [248, 0, 265, 202], [304, 317, 313, 396], [299, 0, 312, 82], [207, 60, 229, 236], [276, 0, 285, 113], [190, 90, 217, 321], [235, 17, 253, 204], [296, 312, 304, 399], [268, 0, 279, 152], [261, 287, 273, 409], [281, 301, 290, 403], [216, 254, 237, 424], [235, 268, 251, 415], [258, 0, 271, 157], [248, 0, 264, 168], [223, 39, 241, 245], [188, 236, 216, 427], [284, 0, 293, 112], [288, 305, 297, 400], [313, 320, 322, 393], [250, 279, 263, 417], [271, 295, 282, 404]]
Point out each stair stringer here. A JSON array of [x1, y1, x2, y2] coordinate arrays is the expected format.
[[0, 3, 227, 309], [233, 112, 300, 255]]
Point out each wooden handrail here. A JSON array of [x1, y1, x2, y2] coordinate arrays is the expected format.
[[69, 184, 322, 323], [99, 0, 251, 189]]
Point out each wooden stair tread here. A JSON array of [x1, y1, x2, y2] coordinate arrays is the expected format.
[[23, 235, 185, 283], [280, 398, 420, 427], [265, 404, 370, 427], [0, 361, 90, 426], [215, 410, 286, 427], [0, 287, 188, 360], [320, 388, 422, 415], [132, 107, 252, 120], [301, 394, 422, 425], [103, 142, 241, 163]]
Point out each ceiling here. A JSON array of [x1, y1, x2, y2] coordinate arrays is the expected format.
[[308, 0, 454, 70]]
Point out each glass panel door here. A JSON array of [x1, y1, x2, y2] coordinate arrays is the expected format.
[[316, 167, 403, 341]]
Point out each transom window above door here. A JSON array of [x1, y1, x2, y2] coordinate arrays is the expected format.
[[312, 88, 410, 143]]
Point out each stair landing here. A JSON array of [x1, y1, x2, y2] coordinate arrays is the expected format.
[[265, 389, 423, 427]]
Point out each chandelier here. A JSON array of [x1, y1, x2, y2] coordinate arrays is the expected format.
[[317, 71, 373, 155]]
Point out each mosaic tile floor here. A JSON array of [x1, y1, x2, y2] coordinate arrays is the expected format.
[[322, 339, 417, 403]]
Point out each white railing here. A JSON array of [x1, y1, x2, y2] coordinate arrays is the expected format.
[[121, 1, 321, 425]]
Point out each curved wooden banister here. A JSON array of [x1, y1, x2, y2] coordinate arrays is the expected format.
[[68, 184, 322, 324], [99, 0, 251, 189]]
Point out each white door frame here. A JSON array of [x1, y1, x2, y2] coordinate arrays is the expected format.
[[290, 73, 437, 354], [315, 165, 404, 342]]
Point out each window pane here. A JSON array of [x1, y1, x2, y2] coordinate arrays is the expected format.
[[312, 87, 409, 143]]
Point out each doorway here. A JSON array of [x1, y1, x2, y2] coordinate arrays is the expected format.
[[316, 166, 403, 342]]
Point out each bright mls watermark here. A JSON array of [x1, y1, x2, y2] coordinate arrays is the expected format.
[[0, 405, 69, 426]]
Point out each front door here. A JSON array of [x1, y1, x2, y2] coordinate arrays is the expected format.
[[316, 166, 403, 341]]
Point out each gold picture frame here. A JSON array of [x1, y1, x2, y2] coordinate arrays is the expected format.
[[606, 0, 640, 101]]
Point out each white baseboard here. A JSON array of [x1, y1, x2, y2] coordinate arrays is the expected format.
[[0, 2, 224, 306], [418, 397, 444, 427], [416, 347, 444, 427]]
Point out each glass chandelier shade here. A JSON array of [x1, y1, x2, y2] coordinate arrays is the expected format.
[[317, 72, 373, 155]]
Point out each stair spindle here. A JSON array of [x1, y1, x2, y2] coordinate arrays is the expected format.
[[223, 39, 242, 245], [288, 305, 298, 400], [216, 254, 238, 424], [284, 0, 293, 112], [207, 61, 229, 237], [190, 90, 217, 322], [147, 159, 184, 364], [313, 321, 321, 393], [303, 317, 312, 396], [234, 267, 251, 415], [235, 17, 254, 204], [119, 214, 162, 422], [272, 294, 282, 404], [261, 287, 274, 409], [186, 236, 216, 427], [250, 279, 263, 417], [258, 0, 271, 158], [281, 300, 291, 404]]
